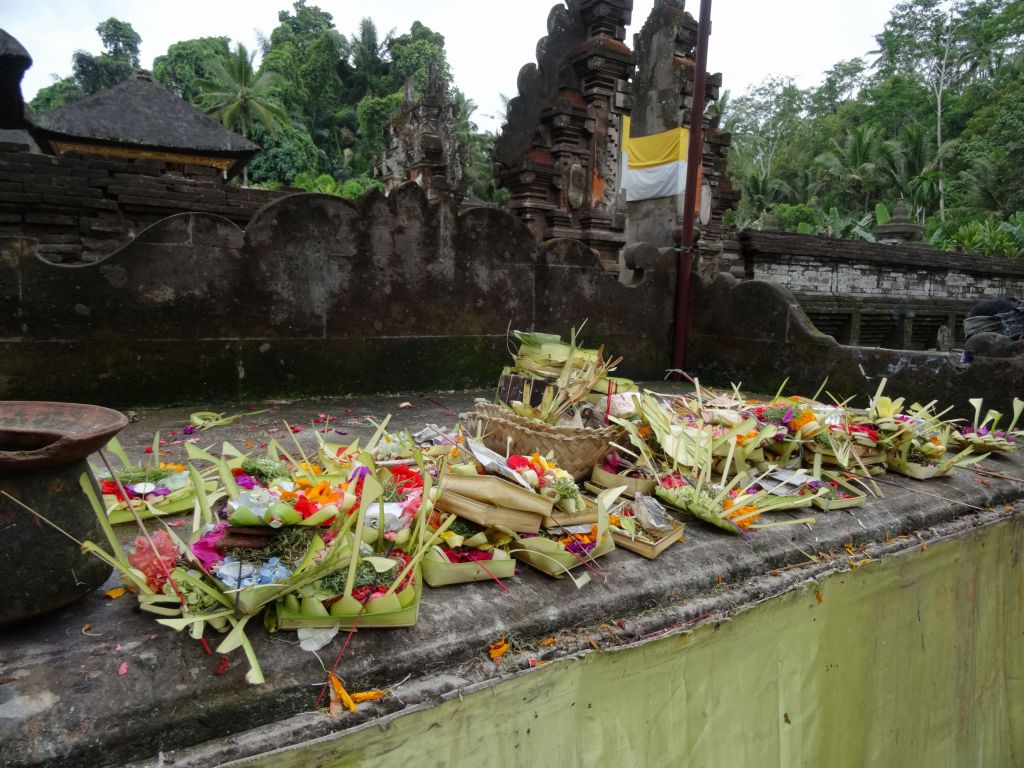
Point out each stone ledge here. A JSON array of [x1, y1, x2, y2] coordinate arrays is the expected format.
[[1, 388, 1022, 767]]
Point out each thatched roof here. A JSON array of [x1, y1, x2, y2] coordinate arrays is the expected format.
[[32, 73, 258, 172]]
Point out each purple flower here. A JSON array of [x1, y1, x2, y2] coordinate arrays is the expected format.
[[125, 484, 172, 498], [183, 425, 196, 435], [234, 473, 257, 490], [191, 523, 228, 570], [565, 539, 596, 556], [782, 409, 794, 424]]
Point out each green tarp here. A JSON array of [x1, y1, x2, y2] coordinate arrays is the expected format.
[[231, 516, 1024, 767]]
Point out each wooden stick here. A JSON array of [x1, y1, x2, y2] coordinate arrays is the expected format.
[[964, 466, 1024, 484]]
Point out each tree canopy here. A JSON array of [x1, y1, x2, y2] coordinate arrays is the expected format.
[[25, 3, 505, 201], [30, 17, 143, 111], [724, 0, 1024, 257]]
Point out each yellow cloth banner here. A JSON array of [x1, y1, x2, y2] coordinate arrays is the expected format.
[[621, 116, 688, 169]]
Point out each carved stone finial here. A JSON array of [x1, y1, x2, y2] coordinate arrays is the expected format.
[[874, 200, 924, 243], [377, 61, 468, 202]]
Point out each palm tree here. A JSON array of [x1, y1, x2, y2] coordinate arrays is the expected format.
[[782, 168, 823, 207], [816, 125, 884, 212], [348, 18, 392, 97], [959, 150, 1013, 220], [877, 124, 955, 221], [196, 43, 290, 184], [742, 167, 789, 213]]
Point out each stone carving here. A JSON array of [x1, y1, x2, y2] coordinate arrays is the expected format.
[[873, 200, 924, 244], [377, 62, 468, 202], [0, 29, 31, 129], [494, 0, 635, 260], [625, 0, 736, 254]]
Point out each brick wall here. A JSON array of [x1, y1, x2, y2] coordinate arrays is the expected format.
[[0, 183, 676, 406], [0, 142, 290, 263], [737, 231, 1024, 350]]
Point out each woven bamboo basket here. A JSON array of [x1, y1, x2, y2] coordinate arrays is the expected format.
[[464, 401, 625, 480]]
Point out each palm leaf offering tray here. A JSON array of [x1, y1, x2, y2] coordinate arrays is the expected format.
[[949, 398, 1023, 453], [608, 494, 685, 560], [421, 514, 517, 588], [26, 329, 1000, 689], [508, 487, 622, 586]]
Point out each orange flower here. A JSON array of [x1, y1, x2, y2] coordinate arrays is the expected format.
[[488, 636, 510, 660], [726, 504, 760, 530], [328, 672, 356, 714], [305, 481, 340, 505], [558, 524, 598, 547], [788, 411, 817, 431], [350, 690, 385, 703], [736, 430, 759, 444]]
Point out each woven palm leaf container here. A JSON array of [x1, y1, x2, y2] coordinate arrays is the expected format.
[[464, 401, 625, 481]]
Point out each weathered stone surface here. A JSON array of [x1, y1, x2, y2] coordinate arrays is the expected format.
[[0, 144, 290, 263], [495, 0, 634, 260], [687, 272, 1024, 417], [0, 29, 31, 130], [0, 183, 676, 406], [737, 230, 1024, 350], [626, 0, 737, 253], [1, 390, 1022, 767], [378, 62, 467, 202]]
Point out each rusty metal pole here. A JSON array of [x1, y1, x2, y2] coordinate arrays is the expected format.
[[671, 0, 713, 374]]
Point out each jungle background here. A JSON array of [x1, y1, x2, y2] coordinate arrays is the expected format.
[[27, 0, 1024, 256]]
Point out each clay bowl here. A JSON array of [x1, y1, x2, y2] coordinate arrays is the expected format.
[[0, 401, 128, 474]]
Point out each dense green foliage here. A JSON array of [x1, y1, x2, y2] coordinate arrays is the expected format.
[[153, 37, 231, 102], [27, 1, 504, 201], [724, 0, 1024, 257], [30, 17, 143, 110]]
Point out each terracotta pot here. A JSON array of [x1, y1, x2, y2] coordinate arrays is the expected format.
[[0, 401, 127, 624]]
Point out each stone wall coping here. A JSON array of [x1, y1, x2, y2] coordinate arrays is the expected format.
[[2, 390, 1021, 767], [739, 230, 1024, 279]]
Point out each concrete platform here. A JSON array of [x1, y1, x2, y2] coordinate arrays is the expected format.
[[2, 388, 1023, 767]]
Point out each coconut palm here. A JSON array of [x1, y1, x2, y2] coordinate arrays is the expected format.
[[816, 125, 884, 212], [959, 150, 1015, 220], [877, 124, 956, 221], [742, 167, 789, 214], [196, 43, 290, 184]]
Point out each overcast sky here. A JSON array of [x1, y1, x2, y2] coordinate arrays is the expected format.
[[7, 0, 898, 131]]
